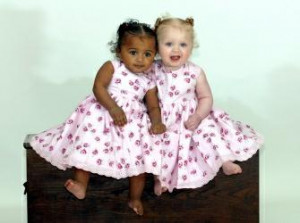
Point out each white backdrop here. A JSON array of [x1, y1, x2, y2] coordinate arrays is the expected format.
[[1, 0, 299, 222]]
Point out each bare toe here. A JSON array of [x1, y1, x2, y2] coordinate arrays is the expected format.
[[222, 161, 242, 175], [64, 179, 86, 199], [128, 200, 144, 216]]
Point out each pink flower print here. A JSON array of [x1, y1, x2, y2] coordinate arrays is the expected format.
[[129, 132, 134, 138], [103, 148, 109, 153], [178, 145, 183, 150], [184, 78, 190, 83], [143, 143, 149, 149], [194, 157, 198, 162], [237, 137, 243, 143], [204, 154, 210, 161], [95, 104, 101, 109], [178, 163, 183, 168], [189, 145, 194, 151], [76, 145, 82, 150], [97, 117, 103, 122], [134, 85, 139, 91], [121, 90, 127, 94], [170, 85, 176, 91], [83, 127, 88, 132], [203, 171, 207, 177], [213, 145, 218, 150], [187, 89, 191, 93], [61, 148, 66, 154], [162, 177, 166, 182], [219, 113, 225, 119], [244, 148, 249, 152], [91, 98, 97, 103], [175, 90, 180, 95], [87, 123, 92, 128], [67, 119, 73, 124], [86, 111, 91, 116], [129, 80, 134, 86], [135, 160, 140, 166], [191, 169, 197, 175], [67, 134, 73, 140], [235, 131, 241, 135], [122, 71, 128, 76], [91, 129, 96, 133], [96, 159, 102, 165], [184, 71, 189, 76], [215, 155, 219, 160], [49, 146, 54, 151], [136, 155, 142, 160], [109, 161, 114, 167], [184, 160, 188, 166], [80, 108, 85, 113], [92, 149, 98, 155], [159, 80, 164, 85], [203, 133, 209, 138], [182, 175, 187, 181], [243, 135, 248, 140], [152, 161, 157, 167], [75, 136, 80, 141], [172, 73, 177, 78], [125, 163, 130, 169], [188, 157, 193, 163], [168, 152, 173, 158], [168, 92, 174, 97], [185, 133, 191, 138], [145, 150, 150, 155], [39, 138, 45, 143], [235, 151, 241, 155], [117, 163, 123, 169], [115, 78, 121, 84], [117, 146, 121, 151], [121, 158, 126, 164], [104, 142, 110, 147], [206, 138, 212, 143], [164, 140, 170, 145], [80, 149, 87, 154], [46, 132, 52, 136], [103, 128, 110, 134], [162, 164, 168, 169], [191, 74, 196, 79], [135, 140, 141, 146]]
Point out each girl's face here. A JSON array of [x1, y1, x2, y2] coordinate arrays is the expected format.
[[158, 26, 193, 71], [118, 35, 156, 74]]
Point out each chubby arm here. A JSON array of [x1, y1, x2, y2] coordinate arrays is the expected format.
[[144, 87, 166, 134], [184, 69, 213, 131], [93, 61, 127, 126]]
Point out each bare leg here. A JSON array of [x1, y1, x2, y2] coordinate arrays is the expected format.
[[128, 174, 145, 216], [154, 176, 167, 196], [222, 161, 242, 175], [64, 168, 90, 199]]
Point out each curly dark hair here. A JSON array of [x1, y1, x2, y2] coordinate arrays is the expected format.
[[109, 19, 157, 56]]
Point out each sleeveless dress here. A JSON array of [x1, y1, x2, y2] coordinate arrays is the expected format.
[[154, 60, 264, 192], [30, 60, 162, 179]]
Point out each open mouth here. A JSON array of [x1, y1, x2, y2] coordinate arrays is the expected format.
[[170, 56, 180, 61]]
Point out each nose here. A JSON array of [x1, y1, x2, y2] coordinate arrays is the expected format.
[[136, 54, 144, 63]]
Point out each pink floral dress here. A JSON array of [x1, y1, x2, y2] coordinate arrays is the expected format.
[[30, 60, 162, 179], [154, 60, 264, 192]]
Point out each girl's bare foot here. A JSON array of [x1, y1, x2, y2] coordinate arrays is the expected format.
[[154, 179, 167, 196], [222, 161, 242, 175], [128, 199, 144, 216], [64, 179, 86, 199]]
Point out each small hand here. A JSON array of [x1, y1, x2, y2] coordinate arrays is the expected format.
[[149, 123, 166, 134], [184, 113, 202, 131], [108, 106, 127, 126]]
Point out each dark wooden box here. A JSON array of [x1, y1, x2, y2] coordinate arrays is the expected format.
[[24, 134, 258, 223]]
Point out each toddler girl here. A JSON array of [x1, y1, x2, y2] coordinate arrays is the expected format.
[[30, 20, 166, 215], [153, 17, 264, 195]]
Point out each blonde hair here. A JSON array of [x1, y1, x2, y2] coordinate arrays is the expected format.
[[154, 17, 196, 47]]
